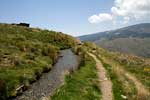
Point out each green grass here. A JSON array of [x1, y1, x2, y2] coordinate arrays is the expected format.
[[92, 47, 150, 99], [108, 51, 150, 91], [101, 61, 125, 100], [115, 57, 150, 91], [51, 53, 101, 100], [82, 42, 140, 99], [0, 23, 78, 99], [93, 46, 150, 91], [101, 61, 137, 100]]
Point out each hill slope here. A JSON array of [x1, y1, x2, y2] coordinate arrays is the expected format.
[[0, 23, 78, 99], [1, 23, 150, 100], [95, 38, 150, 57], [79, 23, 150, 42], [82, 42, 150, 99], [79, 23, 150, 58]]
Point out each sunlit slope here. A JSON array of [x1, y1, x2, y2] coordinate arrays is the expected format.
[[0, 23, 78, 99]]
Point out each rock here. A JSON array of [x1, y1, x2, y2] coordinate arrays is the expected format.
[[104, 78, 108, 81], [41, 97, 49, 100], [121, 95, 127, 99]]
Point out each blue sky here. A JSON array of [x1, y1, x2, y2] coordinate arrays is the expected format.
[[0, 0, 150, 36]]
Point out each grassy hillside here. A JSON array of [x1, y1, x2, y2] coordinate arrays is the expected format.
[[1, 23, 150, 99], [96, 38, 150, 58], [97, 48, 150, 99], [92, 46, 150, 89], [0, 23, 78, 99], [84, 42, 150, 99]]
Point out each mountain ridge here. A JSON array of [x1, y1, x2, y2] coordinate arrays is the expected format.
[[79, 23, 150, 41]]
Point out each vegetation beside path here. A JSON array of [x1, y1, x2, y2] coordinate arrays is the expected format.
[[51, 46, 101, 100], [88, 52, 113, 100], [101, 59, 137, 100], [84, 41, 150, 99], [95, 47, 150, 92]]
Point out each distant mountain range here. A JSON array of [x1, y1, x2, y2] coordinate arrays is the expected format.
[[79, 23, 150, 58]]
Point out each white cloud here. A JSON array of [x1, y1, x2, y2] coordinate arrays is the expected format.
[[112, 0, 150, 18], [88, 13, 113, 23], [123, 17, 130, 24], [89, 0, 150, 24]]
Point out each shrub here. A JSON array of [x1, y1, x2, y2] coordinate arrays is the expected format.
[[43, 65, 52, 72], [34, 69, 43, 79], [25, 53, 35, 60], [84, 42, 97, 50], [0, 80, 6, 100], [42, 44, 59, 63]]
